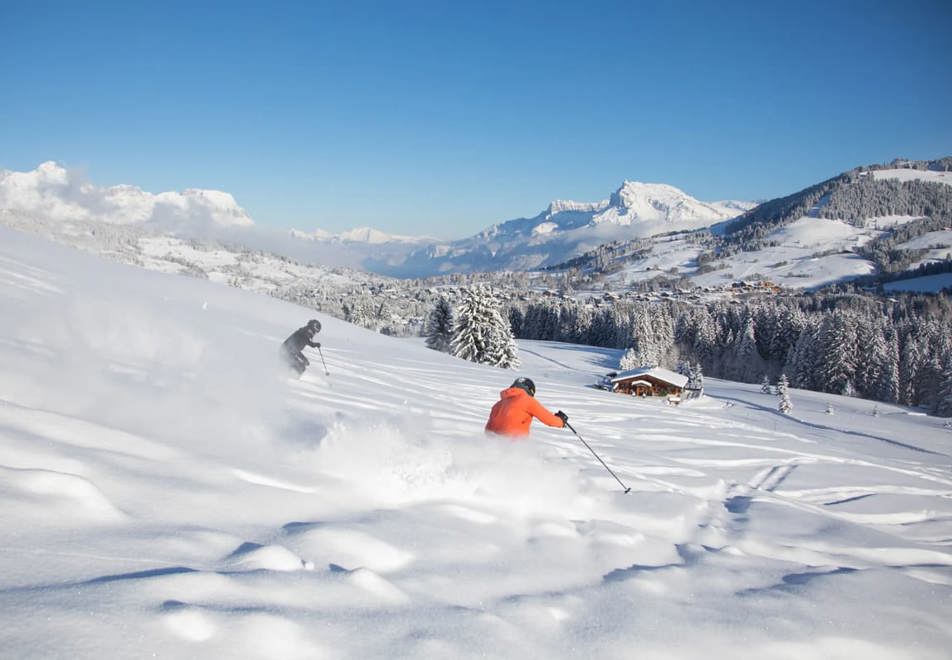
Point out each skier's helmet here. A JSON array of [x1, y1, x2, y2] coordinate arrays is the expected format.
[[307, 319, 322, 333], [511, 377, 536, 397]]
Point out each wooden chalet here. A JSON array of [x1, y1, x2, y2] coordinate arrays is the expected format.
[[599, 367, 689, 398]]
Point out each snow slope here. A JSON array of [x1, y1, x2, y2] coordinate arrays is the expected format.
[[606, 217, 881, 291], [883, 273, 952, 293], [2, 226, 951, 658], [871, 168, 952, 186]]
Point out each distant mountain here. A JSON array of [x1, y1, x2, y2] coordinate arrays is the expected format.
[[552, 158, 952, 292], [290, 226, 435, 245], [376, 181, 755, 277]]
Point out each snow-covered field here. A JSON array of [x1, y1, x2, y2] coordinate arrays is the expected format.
[[609, 217, 882, 291], [871, 168, 952, 186], [2, 225, 951, 659], [883, 273, 952, 294]]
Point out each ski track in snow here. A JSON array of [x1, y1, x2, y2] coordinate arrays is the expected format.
[[0, 225, 951, 659]]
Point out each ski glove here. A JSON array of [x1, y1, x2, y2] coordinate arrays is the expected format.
[[555, 410, 568, 426]]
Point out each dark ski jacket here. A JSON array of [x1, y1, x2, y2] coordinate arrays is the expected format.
[[282, 326, 320, 355]]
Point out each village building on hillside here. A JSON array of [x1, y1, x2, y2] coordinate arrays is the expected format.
[[598, 367, 690, 401]]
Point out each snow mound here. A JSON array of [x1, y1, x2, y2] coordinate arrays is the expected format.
[[0, 466, 124, 522], [225, 542, 314, 572]]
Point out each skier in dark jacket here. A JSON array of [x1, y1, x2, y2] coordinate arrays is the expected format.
[[281, 319, 322, 375]]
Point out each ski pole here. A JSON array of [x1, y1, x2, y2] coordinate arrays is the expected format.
[[317, 346, 330, 376], [564, 421, 631, 493]]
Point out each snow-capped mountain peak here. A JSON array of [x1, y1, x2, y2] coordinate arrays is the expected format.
[[596, 180, 736, 226], [381, 181, 754, 276]]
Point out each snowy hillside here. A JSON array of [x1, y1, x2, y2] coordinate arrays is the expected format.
[[2, 226, 951, 658], [585, 160, 952, 292], [380, 182, 754, 277], [871, 168, 952, 186]]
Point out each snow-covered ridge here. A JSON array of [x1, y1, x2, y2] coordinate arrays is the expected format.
[[0, 161, 253, 228]]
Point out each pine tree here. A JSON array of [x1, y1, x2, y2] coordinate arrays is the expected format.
[[450, 285, 520, 368], [729, 313, 762, 382], [425, 296, 454, 353], [507, 307, 525, 337], [816, 311, 858, 395], [899, 337, 922, 405], [685, 363, 704, 399], [761, 374, 771, 394], [778, 373, 793, 414], [619, 346, 651, 371], [787, 323, 819, 390], [935, 357, 952, 418]]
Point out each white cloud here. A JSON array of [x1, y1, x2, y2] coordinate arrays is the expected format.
[[0, 161, 254, 228]]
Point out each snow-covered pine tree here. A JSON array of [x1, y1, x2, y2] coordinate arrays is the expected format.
[[899, 337, 922, 406], [778, 373, 793, 414], [685, 363, 704, 399], [619, 346, 650, 371], [935, 357, 952, 418], [761, 374, 771, 394], [450, 285, 520, 368], [871, 330, 901, 404], [425, 296, 454, 353], [693, 313, 718, 372], [816, 311, 858, 395], [787, 322, 819, 390], [729, 313, 762, 382]]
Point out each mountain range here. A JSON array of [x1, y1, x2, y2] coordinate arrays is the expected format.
[[370, 182, 754, 276], [2, 159, 950, 291], [0, 162, 754, 274]]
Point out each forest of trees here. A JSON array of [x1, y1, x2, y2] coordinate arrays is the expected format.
[[818, 177, 952, 227], [505, 292, 952, 416]]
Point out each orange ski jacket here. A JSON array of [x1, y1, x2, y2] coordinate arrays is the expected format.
[[485, 387, 565, 438]]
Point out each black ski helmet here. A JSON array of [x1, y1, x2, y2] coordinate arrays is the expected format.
[[307, 319, 321, 332], [511, 377, 536, 397]]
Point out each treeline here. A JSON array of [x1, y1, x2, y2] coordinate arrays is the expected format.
[[818, 177, 952, 227], [857, 215, 951, 274], [674, 176, 952, 282], [720, 175, 844, 246], [506, 293, 952, 416]]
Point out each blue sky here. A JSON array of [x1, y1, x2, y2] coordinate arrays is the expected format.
[[2, 1, 951, 238]]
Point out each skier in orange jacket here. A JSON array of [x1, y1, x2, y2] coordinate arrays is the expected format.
[[485, 377, 568, 438]]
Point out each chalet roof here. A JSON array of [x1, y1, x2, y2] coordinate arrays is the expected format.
[[609, 367, 688, 389]]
